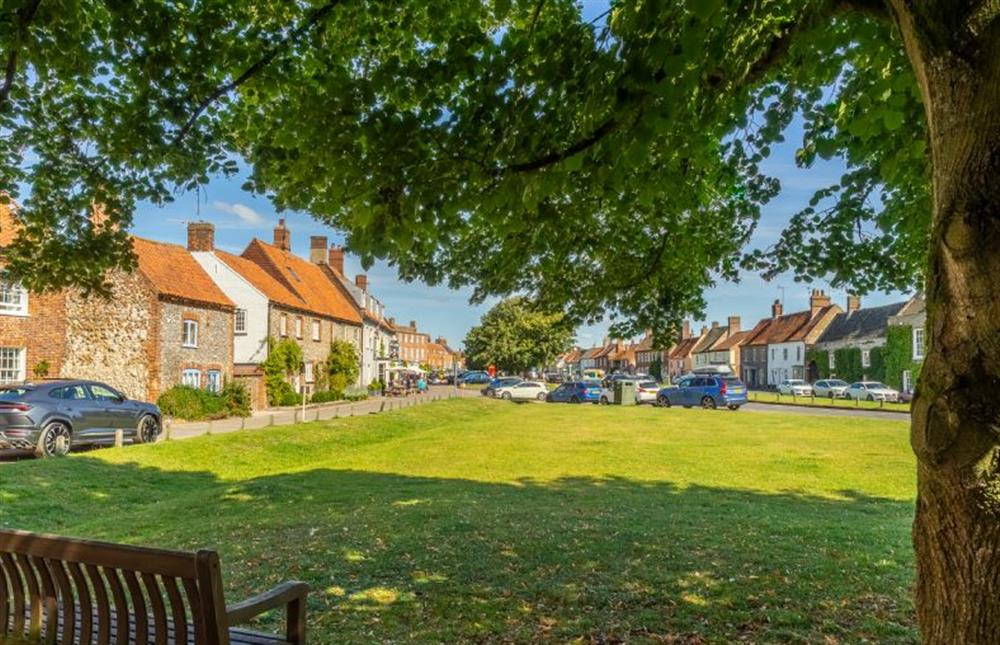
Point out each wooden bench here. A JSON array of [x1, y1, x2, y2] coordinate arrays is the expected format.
[[0, 529, 309, 644]]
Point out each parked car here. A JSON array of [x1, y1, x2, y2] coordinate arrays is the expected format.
[[458, 371, 491, 385], [546, 381, 602, 404], [813, 379, 850, 398], [656, 375, 748, 410], [484, 377, 522, 397], [0, 380, 162, 458], [845, 381, 900, 402], [495, 381, 549, 402], [777, 379, 814, 396], [598, 379, 661, 405]]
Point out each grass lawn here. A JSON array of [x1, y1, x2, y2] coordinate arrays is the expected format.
[[0, 399, 916, 643], [748, 390, 911, 413]]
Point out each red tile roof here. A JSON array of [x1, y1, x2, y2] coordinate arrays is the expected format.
[[215, 250, 306, 312], [712, 330, 750, 351], [669, 336, 702, 359], [789, 305, 839, 341], [743, 311, 812, 345], [132, 237, 234, 309], [242, 239, 362, 324]]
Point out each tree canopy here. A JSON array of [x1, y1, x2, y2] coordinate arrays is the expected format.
[[463, 297, 574, 373], [2, 0, 925, 343]]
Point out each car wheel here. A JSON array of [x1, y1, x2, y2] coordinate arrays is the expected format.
[[727, 404, 740, 411], [867, 394, 875, 402], [700, 396, 716, 410], [545, 394, 554, 402], [35, 421, 72, 458], [135, 414, 161, 444], [571, 396, 581, 404], [502, 392, 512, 400], [537, 392, 547, 401], [600, 396, 609, 405], [657, 395, 671, 408], [828, 391, 834, 399]]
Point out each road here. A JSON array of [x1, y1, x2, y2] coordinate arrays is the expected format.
[[743, 401, 909, 422]]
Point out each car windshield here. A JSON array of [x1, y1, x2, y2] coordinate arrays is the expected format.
[[864, 382, 889, 389], [828, 380, 849, 386], [0, 387, 30, 400], [787, 380, 806, 385]]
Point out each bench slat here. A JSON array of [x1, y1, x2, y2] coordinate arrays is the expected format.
[[141, 573, 168, 645], [66, 562, 91, 645]]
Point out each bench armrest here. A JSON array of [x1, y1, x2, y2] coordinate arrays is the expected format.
[[227, 581, 309, 643]]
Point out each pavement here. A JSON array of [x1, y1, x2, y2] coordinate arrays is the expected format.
[[742, 401, 910, 422]]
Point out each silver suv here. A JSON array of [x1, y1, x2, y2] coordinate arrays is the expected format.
[[0, 380, 161, 457]]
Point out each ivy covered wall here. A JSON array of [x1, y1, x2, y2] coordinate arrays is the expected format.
[[807, 346, 887, 383], [884, 325, 922, 391]]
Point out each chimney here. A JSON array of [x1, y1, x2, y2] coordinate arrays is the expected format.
[[187, 221, 215, 252], [310, 236, 328, 264], [388, 317, 395, 326], [355, 274, 368, 291], [409, 320, 417, 329], [727, 316, 741, 334], [682, 320, 691, 339], [273, 218, 290, 251], [327, 245, 345, 275], [711, 321, 719, 330], [847, 294, 861, 314], [810, 288, 832, 316], [772, 299, 783, 319], [436, 336, 447, 345], [700, 325, 708, 337]]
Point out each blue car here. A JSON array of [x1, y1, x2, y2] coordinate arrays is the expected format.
[[546, 381, 602, 404], [458, 371, 491, 385], [656, 375, 748, 410]]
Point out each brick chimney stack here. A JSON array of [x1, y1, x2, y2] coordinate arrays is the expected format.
[[711, 321, 719, 329], [809, 288, 832, 316], [327, 245, 345, 275], [682, 320, 691, 339], [410, 320, 417, 329], [310, 236, 328, 265], [355, 274, 368, 291], [436, 336, 447, 345], [772, 299, 783, 319], [847, 294, 861, 313], [728, 316, 741, 334], [273, 219, 290, 252], [187, 221, 215, 252]]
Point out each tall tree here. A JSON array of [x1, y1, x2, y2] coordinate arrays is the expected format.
[[464, 298, 574, 374], [2, 1, 999, 638]]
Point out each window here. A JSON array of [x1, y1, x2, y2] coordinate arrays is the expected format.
[[295, 316, 303, 338], [50, 385, 88, 400], [234, 309, 247, 335], [783, 348, 788, 361], [182, 320, 198, 348], [796, 346, 801, 361], [206, 370, 221, 393], [304, 361, 314, 383], [312, 319, 321, 341], [829, 351, 836, 369], [0, 276, 27, 315], [182, 369, 201, 388], [862, 349, 871, 368], [280, 315, 288, 336], [771, 348, 775, 360], [0, 347, 25, 383], [913, 328, 925, 360], [90, 384, 121, 401]]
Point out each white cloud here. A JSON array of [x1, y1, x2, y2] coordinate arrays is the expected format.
[[213, 201, 266, 226]]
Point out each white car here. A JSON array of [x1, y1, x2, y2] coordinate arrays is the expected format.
[[813, 379, 850, 398], [845, 381, 900, 402], [778, 379, 814, 396], [495, 381, 549, 402], [598, 379, 661, 404]]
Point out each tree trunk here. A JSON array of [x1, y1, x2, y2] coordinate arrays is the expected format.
[[889, 2, 1000, 642]]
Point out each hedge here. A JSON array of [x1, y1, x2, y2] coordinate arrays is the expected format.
[[157, 381, 252, 421], [884, 325, 922, 391]]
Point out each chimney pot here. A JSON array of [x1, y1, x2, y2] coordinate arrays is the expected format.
[[410, 320, 417, 329], [810, 288, 832, 316], [273, 219, 290, 252], [327, 245, 345, 275], [772, 299, 784, 319], [187, 221, 215, 252], [309, 236, 328, 264], [355, 274, 368, 291]]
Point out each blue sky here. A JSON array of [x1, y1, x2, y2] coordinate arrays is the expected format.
[[129, 1, 913, 350]]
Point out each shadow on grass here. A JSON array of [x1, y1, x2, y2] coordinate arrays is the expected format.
[[0, 458, 916, 644]]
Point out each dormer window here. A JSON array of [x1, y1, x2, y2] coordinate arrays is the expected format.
[[0, 274, 27, 316]]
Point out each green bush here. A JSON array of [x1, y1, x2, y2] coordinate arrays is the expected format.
[[279, 390, 304, 406], [310, 390, 343, 404], [262, 338, 304, 406], [157, 386, 227, 421], [220, 381, 252, 417], [806, 349, 830, 380]]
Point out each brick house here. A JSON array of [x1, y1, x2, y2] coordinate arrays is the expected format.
[[0, 204, 66, 384], [691, 317, 748, 374], [390, 319, 432, 366], [667, 322, 701, 380], [812, 295, 909, 382], [426, 337, 458, 371], [190, 221, 363, 406]]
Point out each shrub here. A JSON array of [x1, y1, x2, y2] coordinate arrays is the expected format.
[[326, 340, 359, 391], [157, 386, 228, 421], [279, 390, 303, 406], [262, 337, 303, 406], [310, 390, 343, 404], [220, 381, 252, 417]]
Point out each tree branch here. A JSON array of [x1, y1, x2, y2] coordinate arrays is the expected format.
[[171, 0, 343, 145], [505, 115, 620, 173], [0, 0, 43, 112]]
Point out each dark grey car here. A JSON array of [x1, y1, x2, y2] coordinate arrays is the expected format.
[[0, 380, 161, 457]]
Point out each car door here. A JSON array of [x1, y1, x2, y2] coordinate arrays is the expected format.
[[49, 384, 106, 441], [87, 383, 133, 436]]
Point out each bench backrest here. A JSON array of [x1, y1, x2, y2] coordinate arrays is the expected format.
[[0, 529, 230, 645]]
